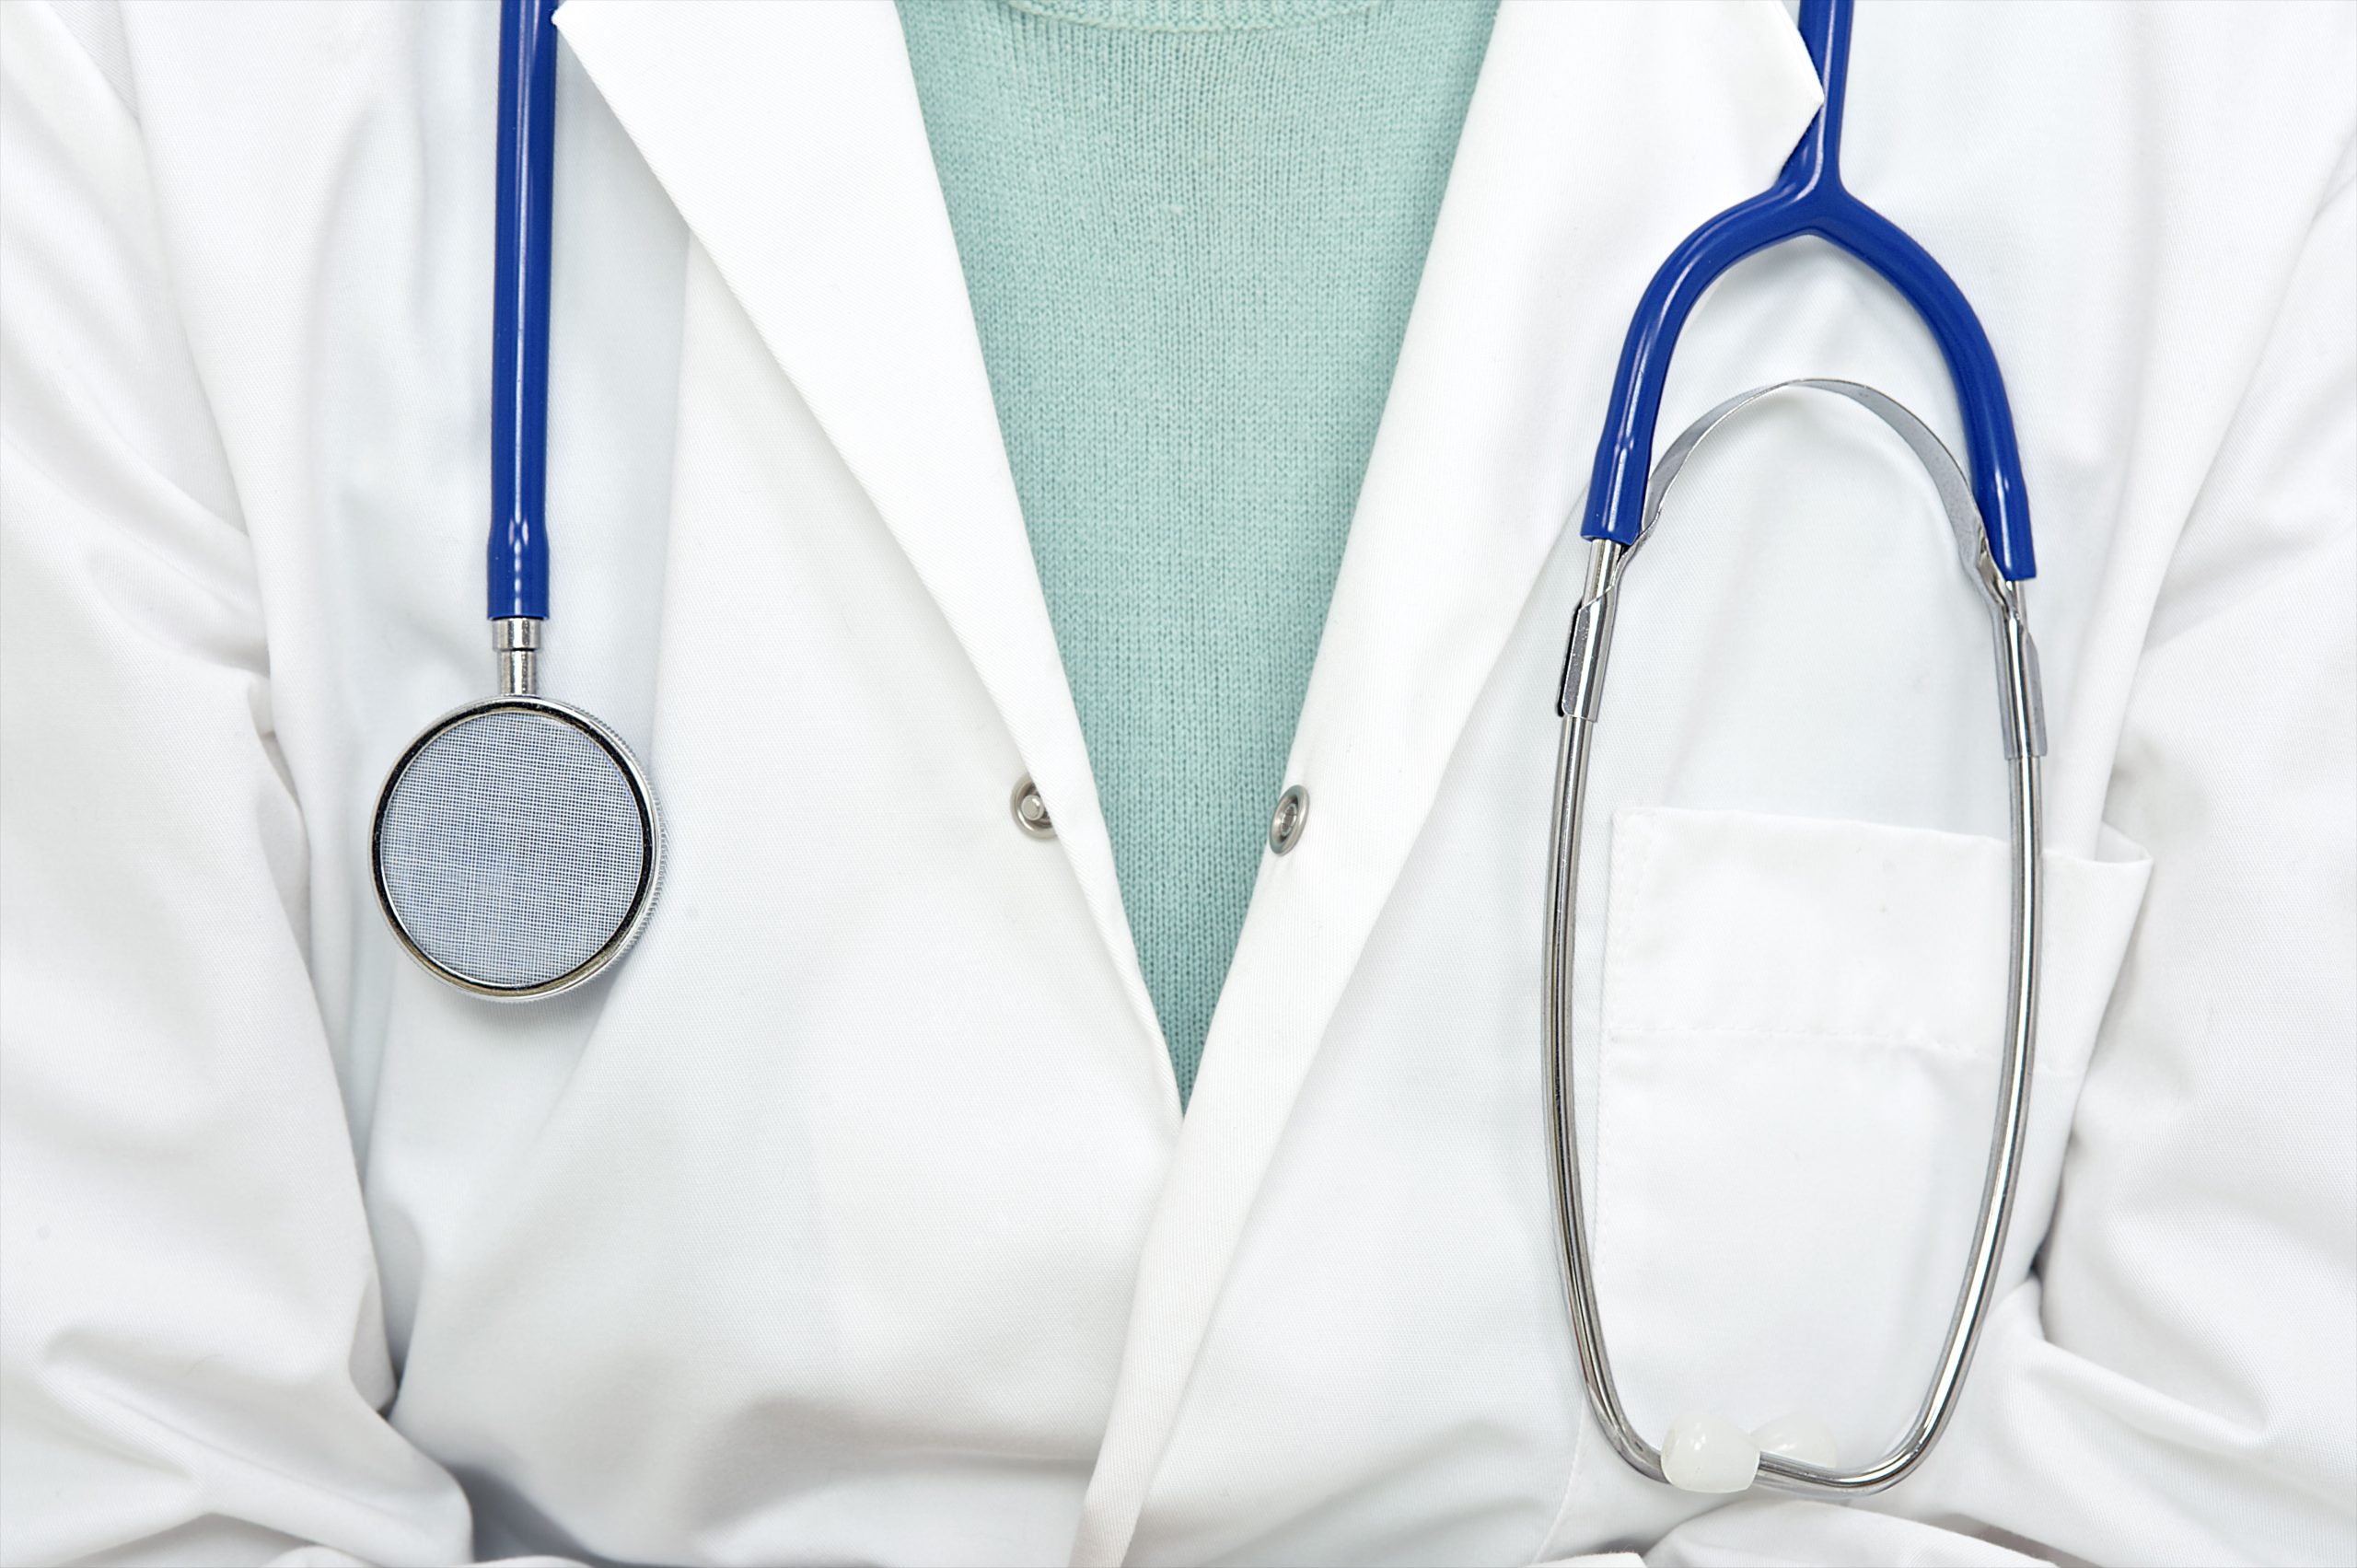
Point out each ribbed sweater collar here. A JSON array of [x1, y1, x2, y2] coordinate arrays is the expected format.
[[1003, 0, 1384, 34]]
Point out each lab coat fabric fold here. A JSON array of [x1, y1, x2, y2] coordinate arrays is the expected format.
[[1, 2, 2351, 1565]]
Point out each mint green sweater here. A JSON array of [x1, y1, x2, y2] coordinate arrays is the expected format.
[[898, 0, 1498, 1101]]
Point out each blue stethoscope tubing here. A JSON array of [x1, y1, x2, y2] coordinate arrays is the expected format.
[[496, 0, 2038, 618], [1579, 0, 2035, 583], [1549, 0, 2049, 1499], [491, 0, 560, 622]]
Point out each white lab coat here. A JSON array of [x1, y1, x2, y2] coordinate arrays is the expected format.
[[2, 0, 2351, 1563]]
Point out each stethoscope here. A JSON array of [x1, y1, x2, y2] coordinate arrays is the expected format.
[[369, 0, 2045, 1502], [1546, 0, 2046, 1498]]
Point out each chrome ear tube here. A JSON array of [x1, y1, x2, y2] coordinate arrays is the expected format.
[[1545, 379, 2046, 1495], [371, 0, 663, 1001]]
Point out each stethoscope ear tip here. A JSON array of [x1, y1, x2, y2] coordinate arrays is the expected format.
[[1659, 1411, 1840, 1493], [1751, 1411, 1840, 1469], [1661, 1412, 1760, 1493]]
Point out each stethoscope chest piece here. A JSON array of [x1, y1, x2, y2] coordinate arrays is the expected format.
[[372, 679, 662, 1002]]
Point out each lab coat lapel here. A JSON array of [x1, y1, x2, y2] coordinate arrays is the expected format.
[[553, 0, 1167, 1070], [1071, 4, 1822, 1559]]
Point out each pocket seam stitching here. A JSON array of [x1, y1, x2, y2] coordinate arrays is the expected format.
[[1608, 1024, 2088, 1078]]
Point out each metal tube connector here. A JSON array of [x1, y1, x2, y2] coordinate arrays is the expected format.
[[1557, 540, 1626, 721], [495, 616, 542, 697]]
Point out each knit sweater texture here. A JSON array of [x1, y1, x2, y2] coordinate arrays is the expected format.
[[897, 0, 1498, 1101]]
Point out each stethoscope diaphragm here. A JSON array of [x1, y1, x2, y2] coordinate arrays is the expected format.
[[372, 694, 661, 1000]]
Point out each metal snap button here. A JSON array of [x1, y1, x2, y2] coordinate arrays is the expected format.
[[1269, 784, 1308, 855], [1011, 775, 1055, 839]]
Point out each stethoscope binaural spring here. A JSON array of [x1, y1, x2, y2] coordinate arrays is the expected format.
[[1547, 0, 2047, 1496], [372, 0, 662, 1001]]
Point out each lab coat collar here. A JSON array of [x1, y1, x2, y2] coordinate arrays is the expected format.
[[557, 2, 1819, 1558], [555, 0, 1172, 1082]]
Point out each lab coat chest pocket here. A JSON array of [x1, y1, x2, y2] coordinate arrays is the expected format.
[[1592, 806, 2149, 1460]]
